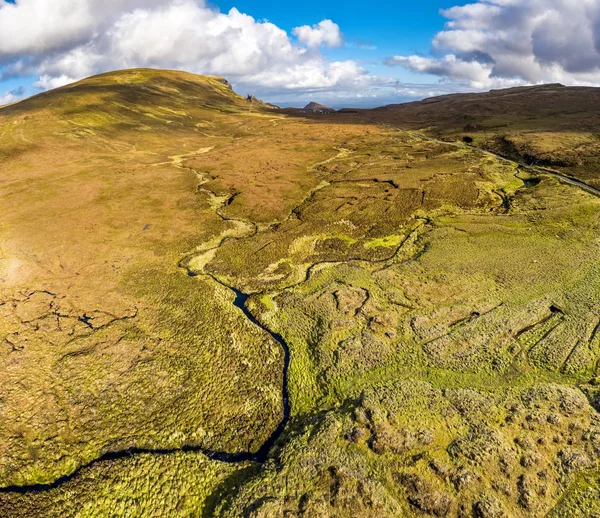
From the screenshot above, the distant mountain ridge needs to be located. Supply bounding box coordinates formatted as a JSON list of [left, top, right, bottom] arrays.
[[360, 83, 600, 130], [355, 82, 600, 188]]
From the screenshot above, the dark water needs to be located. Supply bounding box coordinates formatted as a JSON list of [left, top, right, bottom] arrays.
[[229, 287, 291, 464], [0, 284, 292, 494]]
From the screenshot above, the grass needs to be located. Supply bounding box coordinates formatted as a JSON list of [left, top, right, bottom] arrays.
[[0, 452, 246, 517], [363, 234, 405, 249], [1, 69, 599, 517], [360, 83, 600, 188]]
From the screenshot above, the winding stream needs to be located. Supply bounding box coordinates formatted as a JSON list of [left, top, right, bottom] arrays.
[[0, 276, 291, 495], [408, 130, 600, 198], [3, 124, 599, 495], [183, 271, 292, 465], [0, 147, 306, 494], [228, 286, 291, 463], [525, 165, 600, 197]]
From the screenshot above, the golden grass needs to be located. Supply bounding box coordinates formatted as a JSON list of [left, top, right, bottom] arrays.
[[1, 70, 599, 517]]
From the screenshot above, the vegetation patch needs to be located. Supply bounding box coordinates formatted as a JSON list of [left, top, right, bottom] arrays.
[[1, 70, 599, 516]]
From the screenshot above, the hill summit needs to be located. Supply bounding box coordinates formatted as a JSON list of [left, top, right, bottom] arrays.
[[1, 68, 260, 120], [303, 102, 335, 113]]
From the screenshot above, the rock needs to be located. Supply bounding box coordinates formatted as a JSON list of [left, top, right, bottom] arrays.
[[514, 436, 534, 450], [473, 496, 506, 518], [430, 459, 452, 479], [559, 449, 594, 473], [452, 468, 476, 491], [348, 427, 367, 443], [547, 413, 562, 425], [520, 452, 540, 467], [449, 425, 507, 463], [517, 474, 536, 511], [370, 424, 417, 454], [418, 429, 434, 445], [334, 286, 368, 315]]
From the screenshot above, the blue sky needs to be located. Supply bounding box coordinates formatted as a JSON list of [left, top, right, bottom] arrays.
[[215, 0, 460, 86], [2, 1, 600, 108], [0, 0, 456, 106], [214, 0, 464, 105], [213, 0, 456, 60]]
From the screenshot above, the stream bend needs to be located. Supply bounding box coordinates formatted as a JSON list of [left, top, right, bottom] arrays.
[[7, 125, 597, 495]]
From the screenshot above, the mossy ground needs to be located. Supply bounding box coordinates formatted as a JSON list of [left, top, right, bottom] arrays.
[[1, 70, 599, 516], [361, 84, 600, 188]]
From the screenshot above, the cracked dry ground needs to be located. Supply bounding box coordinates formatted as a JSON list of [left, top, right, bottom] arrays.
[[1, 70, 600, 517]]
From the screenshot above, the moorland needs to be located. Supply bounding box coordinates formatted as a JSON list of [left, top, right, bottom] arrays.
[[0, 69, 599, 517]]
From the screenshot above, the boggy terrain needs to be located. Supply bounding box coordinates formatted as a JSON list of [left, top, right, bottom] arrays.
[[359, 83, 600, 189], [0, 69, 599, 517]]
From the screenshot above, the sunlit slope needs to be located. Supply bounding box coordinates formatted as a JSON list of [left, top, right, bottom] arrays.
[[362, 84, 600, 188], [0, 69, 287, 487], [1, 72, 599, 517], [2, 67, 250, 117]]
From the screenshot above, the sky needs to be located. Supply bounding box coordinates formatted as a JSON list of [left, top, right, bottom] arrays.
[[2, 0, 600, 108]]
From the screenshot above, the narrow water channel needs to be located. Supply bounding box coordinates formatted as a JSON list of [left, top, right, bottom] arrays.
[[0, 279, 292, 494]]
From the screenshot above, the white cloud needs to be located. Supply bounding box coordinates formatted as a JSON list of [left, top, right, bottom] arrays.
[[0, 0, 166, 58], [33, 74, 77, 91], [0, 90, 14, 105], [385, 54, 491, 86], [0, 86, 26, 106], [0, 0, 385, 103], [385, 0, 600, 88], [292, 20, 343, 48]]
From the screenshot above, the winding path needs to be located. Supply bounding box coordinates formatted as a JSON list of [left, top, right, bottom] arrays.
[[408, 130, 600, 198], [363, 117, 600, 198]]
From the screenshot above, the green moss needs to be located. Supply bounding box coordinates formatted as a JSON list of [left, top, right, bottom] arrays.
[[260, 293, 275, 311], [548, 472, 600, 517], [2, 70, 600, 517], [363, 234, 404, 249]]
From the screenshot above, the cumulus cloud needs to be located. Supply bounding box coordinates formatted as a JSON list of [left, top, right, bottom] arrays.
[[385, 0, 600, 88], [0, 0, 388, 102], [33, 74, 77, 91], [0, 85, 25, 105], [0, 91, 14, 105], [0, 0, 166, 58], [292, 20, 342, 48]]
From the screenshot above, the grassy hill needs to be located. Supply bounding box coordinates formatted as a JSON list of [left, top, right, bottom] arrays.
[[360, 83, 600, 188], [0, 68, 289, 485], [1, 70, 599, 517]]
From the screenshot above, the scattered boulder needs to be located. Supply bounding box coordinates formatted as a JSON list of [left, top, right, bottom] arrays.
[[473, 496, 506, 518], [370, 424, 417, 454], [559, 448, 594, 474]]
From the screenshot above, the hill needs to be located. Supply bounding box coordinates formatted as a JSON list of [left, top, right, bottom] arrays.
[[1, 71, 599, 517], [303, 101, 336, 113], [359, 83, 600, 188]]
